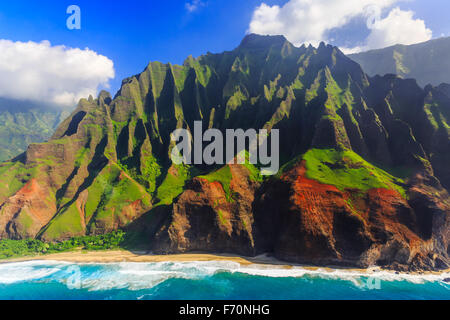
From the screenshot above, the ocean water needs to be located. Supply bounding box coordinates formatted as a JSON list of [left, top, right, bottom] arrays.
[[0, 260, 449, 300]]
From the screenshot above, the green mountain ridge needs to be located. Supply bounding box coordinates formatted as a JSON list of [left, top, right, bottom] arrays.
[[349, 37, 450, 87], [0, 34, 448, 271], [0, 98, 69, 162]]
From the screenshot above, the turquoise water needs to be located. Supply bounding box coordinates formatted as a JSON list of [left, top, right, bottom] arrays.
[[0, 260, 449, 300]]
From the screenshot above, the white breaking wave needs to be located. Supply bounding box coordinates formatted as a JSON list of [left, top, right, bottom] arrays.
[[0, 260, 448, 291], [236, 265, 450, 285], [0, 260, 66, 284]]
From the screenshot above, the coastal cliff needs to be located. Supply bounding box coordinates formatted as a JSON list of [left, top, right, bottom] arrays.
[[0, 34, 449, 271]]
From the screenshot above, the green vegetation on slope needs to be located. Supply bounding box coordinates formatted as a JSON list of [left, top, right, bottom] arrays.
[[0, 162, 35, 201], [156, 164, 197, 205], [302, 148, 407, 197], [0, 99, 69, 161], [42, 163, 152, 240], [243, 162, 264, 182], [198, 165, 233, 201]]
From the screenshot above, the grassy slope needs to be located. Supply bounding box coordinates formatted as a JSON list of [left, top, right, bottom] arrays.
[[198, 165, 233, 201], [197, 159, 262, 202], [302, 148, 406, 197], [42, 163, 152, 240], [156, 164, 197, 205]]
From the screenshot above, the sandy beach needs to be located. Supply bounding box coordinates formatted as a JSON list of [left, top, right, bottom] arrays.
[[1, 250, 449, 276], [0, 249, 345, 271], [1, 250, 255, 264], [0, 250, 295, 267]]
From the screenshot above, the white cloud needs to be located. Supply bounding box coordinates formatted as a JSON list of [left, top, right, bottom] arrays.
[[0, 39, 115, 107], [364, 7, 432, 50], [249, 0, 398, 46], [248, 0, 432, 53], [185, 0, 205, 13]]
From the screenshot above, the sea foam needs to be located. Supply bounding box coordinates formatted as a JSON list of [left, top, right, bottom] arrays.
[[0, 260, 448, 291], [0, 260, 65, 284]]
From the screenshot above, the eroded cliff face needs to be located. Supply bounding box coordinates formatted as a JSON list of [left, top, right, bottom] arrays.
[[152, 165, 260, 256], [0, 34, 448, 271], [255, 161, 450, 271], [150, 160, 449, 271], [0, 95, 153, 241], [0, 179, 56, 239]]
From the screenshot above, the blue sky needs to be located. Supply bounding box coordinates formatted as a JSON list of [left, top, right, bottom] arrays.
[[0, 0, 448, 104], [0, 0, 272, 95]]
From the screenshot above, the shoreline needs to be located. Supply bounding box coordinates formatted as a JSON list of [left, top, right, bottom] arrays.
[[1, 249, 449, 276], [1, 250, 302, 267]]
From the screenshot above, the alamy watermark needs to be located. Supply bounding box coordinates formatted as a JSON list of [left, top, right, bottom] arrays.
[[66, 5, 81, 30], [170, 121, 280, 175], [66, 265, 82, 290], [356, 276, 381, 290]]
